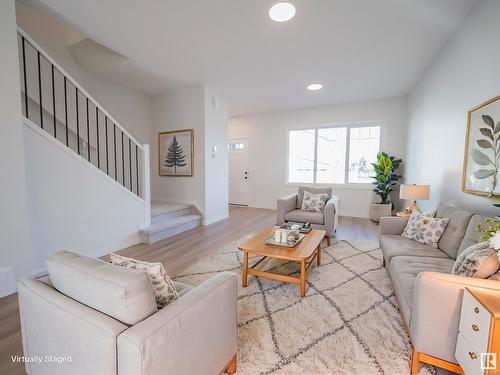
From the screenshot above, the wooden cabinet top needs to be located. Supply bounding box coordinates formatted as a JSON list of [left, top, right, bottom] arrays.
[[466, 287, 500, 319]]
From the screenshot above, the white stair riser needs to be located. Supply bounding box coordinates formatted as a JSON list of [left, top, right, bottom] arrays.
[[151, 208, 192, 224], [141, 218, 201, 244]]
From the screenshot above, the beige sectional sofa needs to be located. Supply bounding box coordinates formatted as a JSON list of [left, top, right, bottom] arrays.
[[17, 251, 238, 375], [380, 203, 500, 373]]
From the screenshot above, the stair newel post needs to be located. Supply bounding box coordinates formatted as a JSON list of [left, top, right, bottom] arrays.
[[142, 144, 151, 227]]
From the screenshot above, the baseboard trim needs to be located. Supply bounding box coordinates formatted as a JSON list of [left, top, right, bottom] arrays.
[[204, 214, 229, 226], [104, 234, 142, 253]]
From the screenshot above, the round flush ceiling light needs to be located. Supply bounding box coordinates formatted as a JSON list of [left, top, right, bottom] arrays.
[[269, 2, 296, 22], [307, 83, 323, 91]]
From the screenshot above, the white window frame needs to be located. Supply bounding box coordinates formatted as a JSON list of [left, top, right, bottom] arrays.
[[285, 120, 385, 189]]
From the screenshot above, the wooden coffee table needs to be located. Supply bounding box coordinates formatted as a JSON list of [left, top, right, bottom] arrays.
[[237, 228, 326, 297]]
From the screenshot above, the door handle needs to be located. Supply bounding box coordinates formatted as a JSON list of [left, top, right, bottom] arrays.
[[244, 177, 248, 180]]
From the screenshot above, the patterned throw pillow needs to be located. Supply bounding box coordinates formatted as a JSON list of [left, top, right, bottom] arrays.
[[452, 241, 500, 278], [301, 190, 328, 212], [110, 253, 179, 309], [401, 210, 449, 248]]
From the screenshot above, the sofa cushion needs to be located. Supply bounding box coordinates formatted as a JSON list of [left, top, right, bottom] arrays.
[[380, 234, 451, 264], [458, 214, 489, 256], [435, 203, 473, 259], [389, 256, 455, 325], [296, 186, 332, 209], [46, 250, 157, 325], [285, 209, 324, 225]]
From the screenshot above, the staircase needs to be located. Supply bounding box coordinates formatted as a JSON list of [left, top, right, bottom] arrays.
[[140, 201, 202, 244], [17, 27, 146, 199], [17, 27, 204, 249]]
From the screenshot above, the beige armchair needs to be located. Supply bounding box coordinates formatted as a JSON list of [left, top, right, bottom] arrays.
[[277, 186, 339, 245], [17, 251, 238, 375]]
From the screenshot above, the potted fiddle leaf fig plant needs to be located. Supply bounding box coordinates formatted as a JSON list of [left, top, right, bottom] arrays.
[[369, 152, 403, 222]]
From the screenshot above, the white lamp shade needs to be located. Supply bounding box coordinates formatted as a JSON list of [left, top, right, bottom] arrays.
[[399, 184, 430, 200]]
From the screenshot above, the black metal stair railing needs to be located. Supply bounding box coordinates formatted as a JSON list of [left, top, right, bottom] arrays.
[[17, 28, 144, 199]]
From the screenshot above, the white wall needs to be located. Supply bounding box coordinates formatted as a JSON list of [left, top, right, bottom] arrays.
[[150, 85, 229, 224], [150, 86, 206, 215], [229, 97, 407, 218], [406, 0, 500, 216], [204, 87, 229, 224], [15, 1, 151, 144], [0, 0, 31, 296], [23, 120, 147, 274]]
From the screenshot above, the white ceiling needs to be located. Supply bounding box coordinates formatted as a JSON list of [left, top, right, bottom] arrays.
[[24, 0, 478, 116]]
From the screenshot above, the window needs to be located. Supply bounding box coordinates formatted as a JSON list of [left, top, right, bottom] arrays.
[[287, 124, 381, 184], [316, 127, 347, 184], [348, 126, 380, 183], [228, 143, 245, 150]]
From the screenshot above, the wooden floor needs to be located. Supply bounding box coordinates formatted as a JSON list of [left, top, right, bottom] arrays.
[[0, 207, 378, 375]]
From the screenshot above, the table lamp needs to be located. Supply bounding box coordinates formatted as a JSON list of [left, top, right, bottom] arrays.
[[399, 184, 430, 214]]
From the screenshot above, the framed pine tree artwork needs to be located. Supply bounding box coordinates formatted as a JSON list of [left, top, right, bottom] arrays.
[[158, 129, 194, 176]]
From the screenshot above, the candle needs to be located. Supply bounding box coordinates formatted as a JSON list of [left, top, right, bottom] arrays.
[[281, 230, 289, 243], [274, 229, 282, 242]]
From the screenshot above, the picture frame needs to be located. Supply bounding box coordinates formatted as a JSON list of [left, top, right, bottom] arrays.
[[462, 95, 500, 196], [158, 129, 194, 177]]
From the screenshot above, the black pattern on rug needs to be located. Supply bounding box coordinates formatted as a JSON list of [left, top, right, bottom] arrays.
[[175, 239, 435, 375]]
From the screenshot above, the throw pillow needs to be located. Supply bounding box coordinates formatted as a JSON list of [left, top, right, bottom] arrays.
[[301, 190, 328, 212], [110, 253, 179, 309], [452, 241, 500, 278], [401, 210, 449, 248]]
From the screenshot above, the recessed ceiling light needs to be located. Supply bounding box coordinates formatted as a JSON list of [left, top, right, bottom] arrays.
[[307, 83, 323, 91], [269, 2, 296, 22]]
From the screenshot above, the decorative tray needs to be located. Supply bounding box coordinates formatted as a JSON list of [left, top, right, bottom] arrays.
[[265, 233, 305, 248]]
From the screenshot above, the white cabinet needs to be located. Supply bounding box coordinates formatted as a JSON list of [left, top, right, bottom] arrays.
[[455, 288, 500, 375]]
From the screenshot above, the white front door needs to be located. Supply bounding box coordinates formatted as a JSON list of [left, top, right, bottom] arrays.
[[228, 138, 249, 206]]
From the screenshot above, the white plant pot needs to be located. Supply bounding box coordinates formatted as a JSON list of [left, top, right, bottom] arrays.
[[369, 203, 392, 223]]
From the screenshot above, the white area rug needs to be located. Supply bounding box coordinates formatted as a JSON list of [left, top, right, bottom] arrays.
[[175, 240, 434, 375]]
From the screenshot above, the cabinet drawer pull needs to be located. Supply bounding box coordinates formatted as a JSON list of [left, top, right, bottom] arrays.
[[469, 351, 477, 360], [472, 324, 479, 332], [474, 307, 480, 313]]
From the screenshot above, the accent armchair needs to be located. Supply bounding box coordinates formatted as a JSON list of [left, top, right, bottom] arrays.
[[276, 186, 339, 245], [17, 251, 238, 375]]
